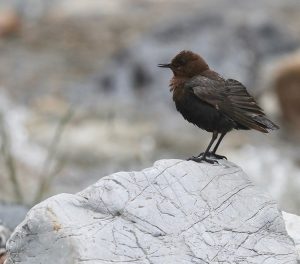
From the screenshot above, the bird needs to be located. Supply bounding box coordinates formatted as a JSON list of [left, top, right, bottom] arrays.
[[158, 50, 279, 163]]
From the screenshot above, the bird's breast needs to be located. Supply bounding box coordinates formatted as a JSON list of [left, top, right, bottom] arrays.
[[173, 88, 233, 133], [170, 77, 187, 102]]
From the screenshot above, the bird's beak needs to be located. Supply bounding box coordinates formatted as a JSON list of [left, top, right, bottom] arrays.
[[158, 63, 171, 68]]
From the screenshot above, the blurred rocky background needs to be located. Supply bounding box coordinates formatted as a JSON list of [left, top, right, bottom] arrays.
[[0, 0, 300, 230]]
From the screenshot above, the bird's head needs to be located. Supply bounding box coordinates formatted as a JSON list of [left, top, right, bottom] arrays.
[[158, 50, 209, 78]]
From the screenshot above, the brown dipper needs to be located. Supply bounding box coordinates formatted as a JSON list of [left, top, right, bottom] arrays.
[[158, 50, 279, 163]]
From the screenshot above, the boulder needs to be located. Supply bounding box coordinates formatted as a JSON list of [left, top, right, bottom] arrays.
[[5, 159, 299, 263]]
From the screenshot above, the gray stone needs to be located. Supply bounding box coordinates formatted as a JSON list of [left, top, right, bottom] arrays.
[[5, 159, 299, 263]]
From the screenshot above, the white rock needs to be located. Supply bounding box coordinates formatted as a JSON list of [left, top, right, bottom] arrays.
[[283, 211, 300, 259], [5, 159, 299, 264]]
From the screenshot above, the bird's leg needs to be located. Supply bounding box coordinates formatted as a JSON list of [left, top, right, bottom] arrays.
[[196, 132, 227, 160], [210, 132, 227, 160], [196, 132, 218, 158], [188, 131, 218, 164]]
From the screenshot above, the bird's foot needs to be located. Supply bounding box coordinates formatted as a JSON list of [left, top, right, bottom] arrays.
[[187, 156, 218, 164], [209, 153, 227, 160], [197, 152, 227, 160]]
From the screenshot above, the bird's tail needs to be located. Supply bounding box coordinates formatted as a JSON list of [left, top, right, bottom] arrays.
[[253, 115, 279, 132]]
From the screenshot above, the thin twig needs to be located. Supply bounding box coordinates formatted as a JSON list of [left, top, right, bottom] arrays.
[[33, 106, 74, 204], [0, 112, 23, 203]]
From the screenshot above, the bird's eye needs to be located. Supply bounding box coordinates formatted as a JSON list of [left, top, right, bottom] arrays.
[[178, 58, 186, 65]]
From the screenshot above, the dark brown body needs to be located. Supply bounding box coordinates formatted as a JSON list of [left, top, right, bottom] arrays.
[[171, 71, 239, 133]]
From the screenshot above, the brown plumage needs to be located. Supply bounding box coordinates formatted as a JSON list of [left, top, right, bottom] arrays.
[[158, 50, 279, 163]]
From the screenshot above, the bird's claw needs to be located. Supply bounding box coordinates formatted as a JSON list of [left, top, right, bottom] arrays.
[[186, 156, 198, 161], [219, 155, 227, 160], [210, 153, 227, 160], [197, 152, 227, 160], [187, 156, 218, 164]]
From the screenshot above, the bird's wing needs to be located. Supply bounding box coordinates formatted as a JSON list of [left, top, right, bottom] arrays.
[[185, 75, 227, 109], [186, 76, 277, 132], [224, 79, 264, 115]]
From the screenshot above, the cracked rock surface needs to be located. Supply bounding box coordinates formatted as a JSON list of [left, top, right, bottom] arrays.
[[5, 159, 299, 263]]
